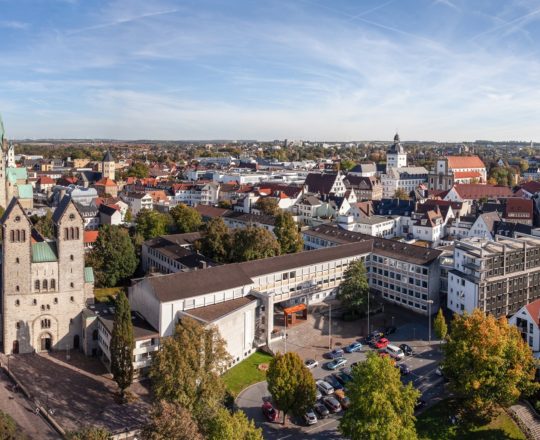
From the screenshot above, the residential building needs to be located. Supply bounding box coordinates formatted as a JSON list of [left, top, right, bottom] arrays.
[[345, 175, 382, 200], [381, 167, 429, 199], [304, 172, 347, 197], [121, 192, 153, 216], [509, 299, 540, 353]]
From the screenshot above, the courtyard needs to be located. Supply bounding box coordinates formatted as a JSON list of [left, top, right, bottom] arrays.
[[6, 350, 152, 434]]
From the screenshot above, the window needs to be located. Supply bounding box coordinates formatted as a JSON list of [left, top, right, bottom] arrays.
[[42, 279, 48, 290], [16, 286, 19, 292], [16, 322, 20, 329], [70, 296, 74, 302], [35, 280, 40, 291], [50, 279, 56, 290], [70, 283, 74, 288], [15, 300, 19, 306], [15, 258, 19, 264], [41, 319, 51, 329], [53, 297, 58, 304]]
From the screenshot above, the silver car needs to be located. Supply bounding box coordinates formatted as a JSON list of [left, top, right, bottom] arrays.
[[303, 409, 318, 425]]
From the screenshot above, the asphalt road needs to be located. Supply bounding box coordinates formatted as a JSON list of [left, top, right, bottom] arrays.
[[237, 326, 445, 440], [0, 369, 60, 439]]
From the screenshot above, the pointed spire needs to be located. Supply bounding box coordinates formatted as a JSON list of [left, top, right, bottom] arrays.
[[394, 132, 400, 142], [0, 114, 5, 145]]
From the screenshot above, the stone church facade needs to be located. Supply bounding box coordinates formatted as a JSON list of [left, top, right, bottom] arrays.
[[1, 197, 94, 354]]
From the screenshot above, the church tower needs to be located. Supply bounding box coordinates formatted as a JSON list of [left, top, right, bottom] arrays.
[[0, 116, 8, 209], [386, 133, 407, 173], [101, 150, 115, 181]]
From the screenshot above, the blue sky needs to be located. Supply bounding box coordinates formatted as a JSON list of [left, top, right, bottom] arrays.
[[1, 0, 540, 141]]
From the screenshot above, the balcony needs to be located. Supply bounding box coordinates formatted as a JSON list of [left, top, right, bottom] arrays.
[[133, 344, 159, 355]]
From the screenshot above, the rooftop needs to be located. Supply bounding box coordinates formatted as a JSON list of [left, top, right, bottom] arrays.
[[184, 295, 257, 323]]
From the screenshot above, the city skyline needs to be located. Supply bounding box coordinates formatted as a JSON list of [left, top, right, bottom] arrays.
[[1, 0, 540, 141]]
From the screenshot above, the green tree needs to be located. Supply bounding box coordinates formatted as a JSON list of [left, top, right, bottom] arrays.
[[127, 162, 149, 178], [170, 204, 202, 233], [229, 227, 280, 262], [340, 353, 419, 440], [142, 401, 204, 440], [199, 217, 231, 263], [86, 225, 138, 287], [110, 291, 134, 402], [274, 212, 303, 254], [393, 188, 409, 200], [340, 159, 356, 172], [31, 209, 55, 239], [0, 410, 26, 440], [150, 317, 230, 416], [124, 208, 133, 223], [433, 308, 448, 342], [442, 309, 539, 422], [255, 197, 280, 216], [205, 407, 263, 440], [337, 260, 370, 316], [136, 209, 169, 240], [217, 200, 232, 209], [267, 352, 317, 425], [65, 427, 111, 440]]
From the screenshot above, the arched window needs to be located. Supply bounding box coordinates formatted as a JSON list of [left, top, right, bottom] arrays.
[[41, 319, 51, 329], [64, 228, 69, 240], [75, 228, 80, 240], [50, 279, 56, 290], [10, 230, 14, 242], [42, 279, 48, 290], [15, 230, 20, 242], [35, 280, 40, 291], [21, 230, 25, 242], [70, 227, 74, 240]]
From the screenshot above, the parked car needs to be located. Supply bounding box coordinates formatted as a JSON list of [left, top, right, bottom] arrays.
[[365, 331, 383, 344], [384, 326, 397, 335], [316, 379, 334, 395], [316, 388, 322, 400], [334, 389, 351, 409], [374, 337, 390, 349], [385, 344, 405, 360], [324, 375, 344, 390], [303, 409, 318, 425], [322, 396, 342, 413], [262, 402, 278, 422], [314, 402, 330, 418], [325, 357, 347, 370], [304, 359, 319, 369], [333, 371, 351, 386], [344, 342, 362, 353], [399, 343, 413, 356], [396, 363, 411, 375], [324, 348, 344, 359]]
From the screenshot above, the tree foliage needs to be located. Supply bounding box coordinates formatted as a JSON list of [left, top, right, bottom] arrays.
[[170, 204, 202, 233], [110, 291, 134, 401], [434, 308, 448, 341], [199, 217, 231, 263], [142, 401, 204, 440], [126, 162, 149, 178], [340, 159, 356, 172], [337, 259, 370, 316], [0, 410, 26, 440], [339, 353, 419, 440], [229, 227, 281, 262], [30, 209, 54, 239], [488, 165, 516, 187], [150, 317, 230, 415], [274, 212, 303, 254], [267, 352, 317, 424], [393, 188, 410, 200], [255, 197, 280, 216], [205, 407, 263, 440], [442, 309, 539, 422], [86, 225, 138, 287], [65, 427, 111, 440], [135, 209, 170, 240]]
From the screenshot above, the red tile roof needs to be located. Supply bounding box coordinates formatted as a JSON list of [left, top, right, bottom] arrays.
[[95, 177, 117, 187], [505, 198, 533, 218], [525, 299, 540, 326], [453, 171, 483, 179], [519, 181, 540, 195], [447, 156, 486, 170], [452, 184, 513, 200], [84, 230, 99, 244], [37, 176, 55, 185]]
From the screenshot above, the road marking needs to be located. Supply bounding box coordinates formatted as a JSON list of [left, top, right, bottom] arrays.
[[277, 435, 292, 440], [305, 417, 338, 433]]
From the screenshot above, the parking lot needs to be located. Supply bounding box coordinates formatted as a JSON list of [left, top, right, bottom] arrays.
[[237, 303, 446, 439]]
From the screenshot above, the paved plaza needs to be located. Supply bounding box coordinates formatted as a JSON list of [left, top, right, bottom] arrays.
[[7, 351, 152, 434]]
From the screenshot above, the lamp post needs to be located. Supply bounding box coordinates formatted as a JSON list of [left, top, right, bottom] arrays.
[[328, 303, 332, 350], [427, 300, 434, 344]]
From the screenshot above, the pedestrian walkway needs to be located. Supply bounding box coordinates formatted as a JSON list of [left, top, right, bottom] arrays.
[[509, 402, 540, 440]]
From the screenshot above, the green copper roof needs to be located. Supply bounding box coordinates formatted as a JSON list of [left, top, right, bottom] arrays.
[[7, 167, 28, 183], [17, 184, 33, 199], [32, 242, 58, 263], [84, 267, 95, 284]]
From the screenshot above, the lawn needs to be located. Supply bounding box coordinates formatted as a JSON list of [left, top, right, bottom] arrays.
[[222, 351, 273, 396], [94, 286, 125, 303], [416, 400, 526, 440]]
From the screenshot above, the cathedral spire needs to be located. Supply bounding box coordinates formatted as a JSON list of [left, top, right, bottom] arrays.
[[0, 114, 5, 145]]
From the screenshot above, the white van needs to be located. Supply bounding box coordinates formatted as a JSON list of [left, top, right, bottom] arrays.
[[316, 379, 334, 395], [385, 344, 405, 360]]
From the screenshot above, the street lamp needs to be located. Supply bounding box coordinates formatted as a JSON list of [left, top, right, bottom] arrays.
[[427, 300, 434, 344]]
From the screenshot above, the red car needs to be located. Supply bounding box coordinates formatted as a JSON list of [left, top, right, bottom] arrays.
[[374, 337, 389, 349], [262, 401, 278, 422]]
